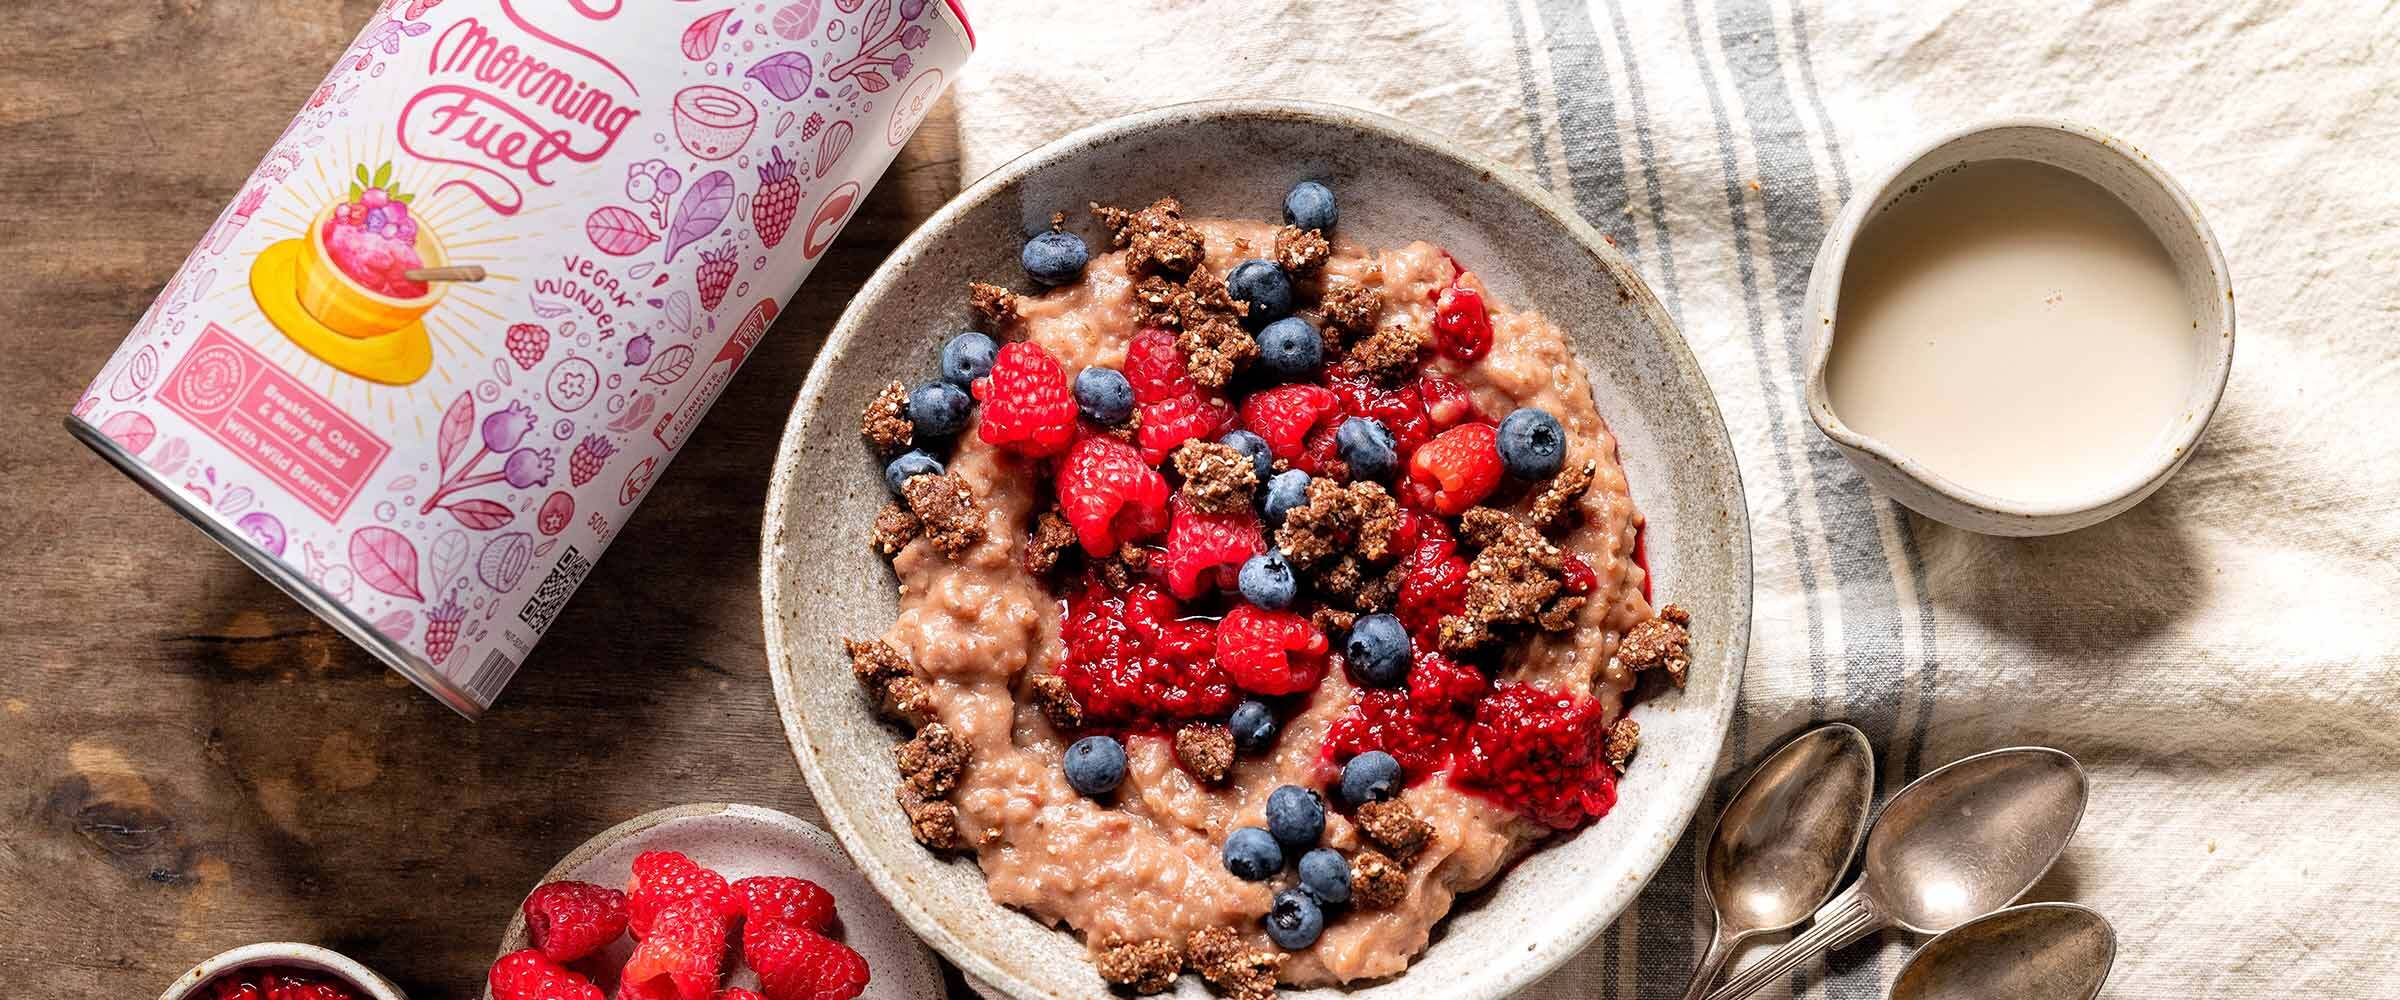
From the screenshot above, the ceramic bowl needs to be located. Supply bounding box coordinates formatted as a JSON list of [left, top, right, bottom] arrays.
[[1802, 117, 2235, 536], [760, 99, 1751, 999], [158, 942, 405, 1000], [482, 803, 944, 999], [298, 203, 449, 338]]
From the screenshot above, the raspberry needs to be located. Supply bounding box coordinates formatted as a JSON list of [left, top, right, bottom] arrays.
[[744, 918, 871, 1000], [752, 147, 800, 249], [1431, 283, 1493, 362], [1238, 384, 1341, 461], [697, 245, 738, 312], [618, 978, 677, 1000], [568, 435, 616, 487], [1561, 553, 1596, 594], [1396, 546, 1470, 636], [1329, 372, 1436, 459], [623, 895, 730, 1000], [1452, 682, 1619, 829], [488, 949, 605, 1000], [1057, 580, 1236, 724], [1123, 326, 1195, 404], [719, 991, 769, 1000], [522, 880, 629, 962], [210, 970, 364, 1000], [1321, 687, 1460, 780], [1417, 372, 1481, 429], [1056, 435, 1170, 555], [424, 597, 464, 665], [1407, 423, 1503, 515], [1134, 391, 1234, 465], [972, 341, 1077, 457], [1159, 494, 1264, 599], [732, 875, 838, 934], [1406, 650, 1487, 711], [625, 850, 731, 939], [506, 323, 549, 370], [1213, 604, 1330, 696]]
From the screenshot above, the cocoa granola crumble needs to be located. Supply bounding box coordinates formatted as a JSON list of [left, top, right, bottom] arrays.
[[1274, 479, 1399, 570], [1095, 938, 1183, 994], [899, 472, 986, 558], [1529, 459, 1597, 531], [1028, 673, 1085, 731], [860, 379, 912, 453], [968, 281, 1022, 331], [1606, 717, 1640, 773], [1616, 604, 1692, 686], [1272, 224, 1329, 274], [1316, 281, 1382, 343], [1346, 320, 1429, 383], [1094, 197, 1207, 276], [871, 502, 920, 556], [895, 722, 968, 797], [896, 784, 963, 851], [1173, 723, 1235, 784], [1348, 849, 1407, 910], [843, 637, 912, 688], [1188, 927, 1283, 1000], [1025, 510, 1078, 575], [1172, 439, 1259, 514], [1354, 799, 1431, 863], [1436, 507, 1569, 653]]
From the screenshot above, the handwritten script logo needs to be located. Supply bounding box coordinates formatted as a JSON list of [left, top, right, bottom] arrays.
[[399, 1, 638, 215]]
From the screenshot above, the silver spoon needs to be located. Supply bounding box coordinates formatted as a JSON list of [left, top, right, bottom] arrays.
[[1890, 902, 2116, 1000], [1706, 746, 2088, 1000], [1678, 722, 1878, 1000]]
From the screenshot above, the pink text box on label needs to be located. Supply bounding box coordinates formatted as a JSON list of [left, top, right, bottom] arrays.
[[158, 324, 391, 520]]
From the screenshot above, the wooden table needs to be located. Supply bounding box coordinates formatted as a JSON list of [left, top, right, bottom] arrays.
[[0, 3, 974, 995]]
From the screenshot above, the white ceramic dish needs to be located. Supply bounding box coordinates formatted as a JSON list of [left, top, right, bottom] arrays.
[[482, 803, 945, 999], [761, 100, 1751, 999], [159, 942, 406, 1000], [1803, 117, 2235, 536]]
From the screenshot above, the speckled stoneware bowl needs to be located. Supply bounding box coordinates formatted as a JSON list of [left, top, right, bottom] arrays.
[[482, 803, 944, 999], [159, 942, 405, 1000], [1803, 117, 2235, 536], [761, 100, 1751, 999]]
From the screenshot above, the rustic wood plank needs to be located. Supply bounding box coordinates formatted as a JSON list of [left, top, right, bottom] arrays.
[[0, 2, 975, 995]]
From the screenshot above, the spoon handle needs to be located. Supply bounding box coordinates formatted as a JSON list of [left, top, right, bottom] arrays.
[[1704, 883, 1887, 1000], [1677, 929, 1736, 1000]]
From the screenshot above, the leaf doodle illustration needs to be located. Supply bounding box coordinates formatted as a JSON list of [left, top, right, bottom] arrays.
[[746, 51, 815, 101], [607, 393, 659, 433], [443, 498, 516, 531], [437, 391, 474, 472], [855, 70, 889, 93], [373, 609, 415, 643], [529, 295, 574, 319], [682, 8, 735, 60], [641, 344, 697, 385], [665, 290, 695, 333], [662, 170, 733, 264], [587, 206, 661, 256], [862, 0, 891, 38], [429, 528, 469, 588], [349, 526, 424, 601]]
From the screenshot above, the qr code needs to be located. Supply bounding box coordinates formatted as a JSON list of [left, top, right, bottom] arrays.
[[518, 545, 592, 634]]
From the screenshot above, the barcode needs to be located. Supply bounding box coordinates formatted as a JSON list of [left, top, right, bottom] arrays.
[[518, 545, 592, 634], [464, 647, 517, 707]]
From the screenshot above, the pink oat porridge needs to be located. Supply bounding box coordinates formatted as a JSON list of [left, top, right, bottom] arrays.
[[847, 188, 1693, 997], [320, 183, 427, 299]]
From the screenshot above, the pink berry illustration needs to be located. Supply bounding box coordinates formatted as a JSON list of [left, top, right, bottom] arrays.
[[753, 147, 801, 249], [506, 323, 549, 370], [568, 435, 616, 487], [696, 246, 738, 312], [425, 597, 464, 665]]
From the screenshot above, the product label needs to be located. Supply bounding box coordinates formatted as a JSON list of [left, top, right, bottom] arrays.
[[72, 0, 972, 714]]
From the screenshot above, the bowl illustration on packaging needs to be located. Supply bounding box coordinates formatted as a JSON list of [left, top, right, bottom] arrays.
[[248, 161, 463, 386]]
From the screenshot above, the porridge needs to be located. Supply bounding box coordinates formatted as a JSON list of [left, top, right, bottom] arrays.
[[847, 185, 1691, 996]]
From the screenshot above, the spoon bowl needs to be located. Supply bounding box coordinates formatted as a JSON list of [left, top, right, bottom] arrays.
[[1706, 747, 2089, 1000], [1890, 903, 2117, 1000], [1678, 723, 1877, 1000], [1865, 746, 2089, 933]]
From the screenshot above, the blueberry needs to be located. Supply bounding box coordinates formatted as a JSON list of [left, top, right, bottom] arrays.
[[1263, 889, 1325, 949], [884, 450, 944, 495], [1238, 551, 1298, 610], [1284, 180, 1338, 233], [1064, 735, 1127, 796], [1256, 317, 1323, 380], [1338, 750, 1404, 806], [1335, 417, 1397, 481], [1297, 848, 1351, 905], [1263, 469, 1312, 524], [1497, 407, 1568, 480], [1266, 785, 1326, 852], [1344, 613, 1410, 687], [1219, 429, 1274, 481], [1021, 231, 1089, 286], [1074, 367, 1135, 425], [906, 381, 972, 438], [940, 331, 997, 387], [1229, 700, 1278, 752], [1226, 259, 1293, 327], [1223, 827, 1284, 881]]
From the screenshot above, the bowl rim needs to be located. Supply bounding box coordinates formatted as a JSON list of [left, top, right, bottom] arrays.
[[760, 97, 1750, 999], [304, 202, 450, 309], [157, 941, 405, 1000], [1801, 116, 2237, 522]]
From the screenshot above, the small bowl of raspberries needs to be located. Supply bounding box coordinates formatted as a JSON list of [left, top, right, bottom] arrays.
[[159, 942, 405, 1000], [482, 803, 943, 1000]]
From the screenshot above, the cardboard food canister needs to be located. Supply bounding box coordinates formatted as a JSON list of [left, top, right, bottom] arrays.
[[68, 0, 972, 717]]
